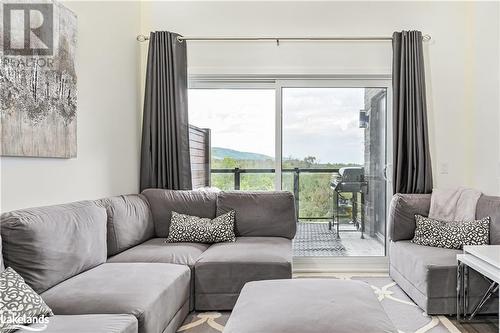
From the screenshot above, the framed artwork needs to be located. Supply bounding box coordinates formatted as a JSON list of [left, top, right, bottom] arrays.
[[1, 1, 77, 158]]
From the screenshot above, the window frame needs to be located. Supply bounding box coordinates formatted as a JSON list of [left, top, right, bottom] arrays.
[[189, 75, 392, 190], [188, 75, 393, 266]]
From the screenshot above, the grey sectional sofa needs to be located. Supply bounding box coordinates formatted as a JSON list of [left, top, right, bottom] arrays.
[[1, 190, 296, 333], [388, 193, 499, 315]]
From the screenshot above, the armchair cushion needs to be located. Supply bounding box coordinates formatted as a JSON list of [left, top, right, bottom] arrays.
[[388, 193, 431, 241], [389, 240, 497, 314], [476, 195, 500, 244]]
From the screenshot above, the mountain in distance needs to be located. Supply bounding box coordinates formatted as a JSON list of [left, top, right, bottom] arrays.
[[212, 147, 273, 161]]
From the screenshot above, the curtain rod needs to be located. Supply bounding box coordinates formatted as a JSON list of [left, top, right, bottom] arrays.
[[136, 34, 432, 43]]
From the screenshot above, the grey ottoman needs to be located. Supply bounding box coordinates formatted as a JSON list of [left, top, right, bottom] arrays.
[[224, 279, 397, 333]]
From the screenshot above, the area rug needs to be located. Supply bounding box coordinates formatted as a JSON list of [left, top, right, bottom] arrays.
[[293, 222, 347, 256], [177, 276, 461, 333]]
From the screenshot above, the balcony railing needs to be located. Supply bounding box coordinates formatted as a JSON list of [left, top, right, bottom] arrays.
[[211, 167, 339, 220]]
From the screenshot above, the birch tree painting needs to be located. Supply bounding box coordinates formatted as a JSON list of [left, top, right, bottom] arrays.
[[0, 2, 77, 158]]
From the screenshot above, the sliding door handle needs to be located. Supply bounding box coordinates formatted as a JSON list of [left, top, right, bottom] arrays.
[[383, 164, 392, 181]]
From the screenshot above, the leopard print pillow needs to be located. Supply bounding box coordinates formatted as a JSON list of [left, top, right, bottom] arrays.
[[0, 267, 53, 333], [166, 210, 236, 244], [412, 215, 490, 249]]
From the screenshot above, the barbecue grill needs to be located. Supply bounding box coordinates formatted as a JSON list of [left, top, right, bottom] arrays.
[[330, 167, 368, 238]]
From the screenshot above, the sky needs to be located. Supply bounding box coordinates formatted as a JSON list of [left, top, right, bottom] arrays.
[[189, 88, 379, 165]]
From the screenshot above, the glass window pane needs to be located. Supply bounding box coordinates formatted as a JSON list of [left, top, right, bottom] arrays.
[[282, 87, 387, 257], [189, 89, 275, 190]]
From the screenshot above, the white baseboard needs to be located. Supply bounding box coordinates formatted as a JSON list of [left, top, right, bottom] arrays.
[[292, 256, 389, 274]]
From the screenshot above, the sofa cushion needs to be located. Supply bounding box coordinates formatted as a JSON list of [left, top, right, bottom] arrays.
[[17, 315, 138, 333], [0, 201, 107, 293], [41, 263, 190, 333], [141, 189, 217, 237], [388, 193, 431, 241], [97, 194, 155, 256], [106, 238, 209, 313], [195, 237, 292, 310], [106, 238, 209, 267], [216, 191, 297, 239], [476, 195, 500, 245]]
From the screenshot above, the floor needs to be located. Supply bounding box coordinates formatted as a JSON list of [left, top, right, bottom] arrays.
[[293, 222, 384, 256], [450, 316, 499, 333], [291, 224, 499, 331]]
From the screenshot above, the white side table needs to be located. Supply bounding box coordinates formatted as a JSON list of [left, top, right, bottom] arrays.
[[457, 245, 500, 320]]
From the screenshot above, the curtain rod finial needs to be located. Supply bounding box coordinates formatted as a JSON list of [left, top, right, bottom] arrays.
[[423, 34, 431, 41], [137, 35, 149, 42]]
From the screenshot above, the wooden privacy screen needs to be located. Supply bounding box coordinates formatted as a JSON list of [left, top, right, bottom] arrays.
[[189, 125, 211, 188]]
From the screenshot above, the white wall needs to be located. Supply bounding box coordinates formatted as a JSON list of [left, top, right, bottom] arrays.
[[141, 1, 500, 195], [472, 2, 500, 195], [2, 1, 498, 212], [0, 1, 142, 212]]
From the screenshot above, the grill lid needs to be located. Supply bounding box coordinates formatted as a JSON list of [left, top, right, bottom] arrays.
[[331, 167, 366, 192]]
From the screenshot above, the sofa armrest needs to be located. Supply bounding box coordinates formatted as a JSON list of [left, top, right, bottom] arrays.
[[388, 193, 431, 242]]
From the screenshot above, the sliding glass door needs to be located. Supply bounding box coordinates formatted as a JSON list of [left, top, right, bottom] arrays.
[[279, 83, 388, 257], [189, 78, 392, 259]]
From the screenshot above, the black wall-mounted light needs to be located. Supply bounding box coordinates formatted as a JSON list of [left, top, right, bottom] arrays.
[[359, 110, 369, 128]]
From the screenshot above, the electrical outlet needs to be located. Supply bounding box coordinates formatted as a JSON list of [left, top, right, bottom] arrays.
[[440, 163, 449, 175]]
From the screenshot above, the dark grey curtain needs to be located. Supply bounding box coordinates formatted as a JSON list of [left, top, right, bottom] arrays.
[[140, 31, 192, 191], [392, 30, 433, 194]]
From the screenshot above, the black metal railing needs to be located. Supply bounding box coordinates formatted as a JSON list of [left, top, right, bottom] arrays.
[[211, 167, 339, 220]]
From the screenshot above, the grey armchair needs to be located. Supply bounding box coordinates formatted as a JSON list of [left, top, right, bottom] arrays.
[[388, 193, 499, 314]]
